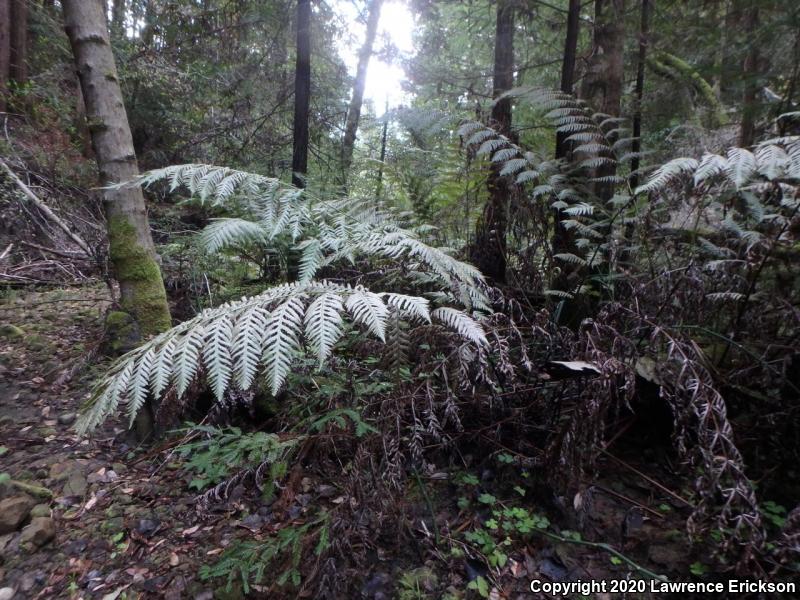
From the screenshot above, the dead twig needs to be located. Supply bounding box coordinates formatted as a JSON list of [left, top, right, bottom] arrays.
[[0, 157, 92, 256]]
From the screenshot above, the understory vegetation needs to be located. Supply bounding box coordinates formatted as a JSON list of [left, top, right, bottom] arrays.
[[1, 1, 800, 598]]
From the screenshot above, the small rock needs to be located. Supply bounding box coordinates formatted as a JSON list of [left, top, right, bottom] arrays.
[[239, 514, 262, 531], [648, 544, 684, 568], [57, 413, 76, 426], [134, 518, 160, 537], [63, 538, 88, 556], [29, 504, 50, 518], [0, 495, 36, 534], [19, 517, 55, 547], [111, 462, 128, 475], [63, 472, 87, 497], [49, 460, 83, 482], [0, 587, 15, 600], [316, 484, 337, 498]]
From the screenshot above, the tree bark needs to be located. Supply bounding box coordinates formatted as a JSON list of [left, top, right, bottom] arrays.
[[0, 0, 10, 113], [111, 0, 126, 39], [580, 0, 625, 202], [375, 104, 388, 199], [551, 0, 582, 292], [738, 5, 759, 147], [469, 0, 514, 284], [291, 0, 311, 188], [9, 0, 27, 85], [581, 0, 625, 119], [630, 0, 651, 188], [555, 0, 580, 159], [340, 0, 384, 187], [62, 0, 172, 437]]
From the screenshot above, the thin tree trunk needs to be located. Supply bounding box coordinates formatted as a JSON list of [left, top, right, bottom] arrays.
[[0, 0, 10, 113], [111, 0, 126, 39], [341, 0, 384, 187], [142, 0, 156, 48], [9, 0, 27, 85], [469, 0, 514, 284], [292, 0, 311, 188], [555, 0, 580, 159], [551, 0, 582, 293], [738, 5, 759, 147], [375, 102, 388, 199], [63, 0, 172, 439], [630, 0, 651, 188]]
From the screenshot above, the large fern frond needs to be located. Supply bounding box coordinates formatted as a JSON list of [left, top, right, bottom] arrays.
[[78, 281, 487, 433]]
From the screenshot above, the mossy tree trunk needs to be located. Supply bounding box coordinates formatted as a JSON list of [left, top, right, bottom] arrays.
[[62, 0, 172, 439]]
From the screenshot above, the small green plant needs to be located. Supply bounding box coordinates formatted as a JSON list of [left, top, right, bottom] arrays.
[[690, 561, 707, 576], [467, 575, 490, 598], [175, 424, 299, 493], [398, 567, 438, 600], [200, 514, 329, 593], [761, 500, 787, 528]]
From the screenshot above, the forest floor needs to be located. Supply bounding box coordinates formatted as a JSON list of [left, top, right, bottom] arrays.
[[0, 286, 699, 599]]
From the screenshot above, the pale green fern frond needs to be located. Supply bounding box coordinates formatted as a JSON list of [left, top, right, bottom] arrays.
[[78, 281, 486, 433]]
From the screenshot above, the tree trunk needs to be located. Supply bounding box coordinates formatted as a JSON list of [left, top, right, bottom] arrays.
[[9, 0, 27, 86], [630, 0, 651, 188], [555, 0, 580, 159], [340, 0, 384, 187], [62, 0, 172, 438], [580, 0, 625, 202], [111, 0, 126, 39], [0, 0, 10, 113], [375, 103, 388, 200], [291, 0, 311, 189], [551, 0, 582, 293], [738, 5, 759, 147], [469, 0, 514, 284], [581, 0, 625, 119]]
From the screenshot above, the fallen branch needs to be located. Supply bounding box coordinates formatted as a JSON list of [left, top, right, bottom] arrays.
[[0, 158, 92, 256]]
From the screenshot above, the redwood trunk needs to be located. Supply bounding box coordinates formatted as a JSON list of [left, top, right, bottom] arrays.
[[555, 0, 581, 159], [0, 0, 9, 113], [581, 0, 625, 202], [9, 0, 27, 85], [470, 0, 514, 284], [341, 0, 384, 187], [552, 0, 582, 286], [292, 0, 311, 188], [630, 0, 651, 187], [738, 6, 759, 147]]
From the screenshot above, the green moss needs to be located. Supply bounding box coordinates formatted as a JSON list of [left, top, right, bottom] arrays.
[[649, 52, 728, 128], [107, 216, 171, 336], [0, 323, 24, 339]]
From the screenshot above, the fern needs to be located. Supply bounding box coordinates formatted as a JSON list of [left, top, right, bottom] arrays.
[[78, 281, 487, 432], [132, 164, 488, 311]]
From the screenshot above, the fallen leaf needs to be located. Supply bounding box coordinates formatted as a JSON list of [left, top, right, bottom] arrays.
[[169, 552, 180, 566], [182, 525, 200, 537], [101, 586, 130, 600]]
